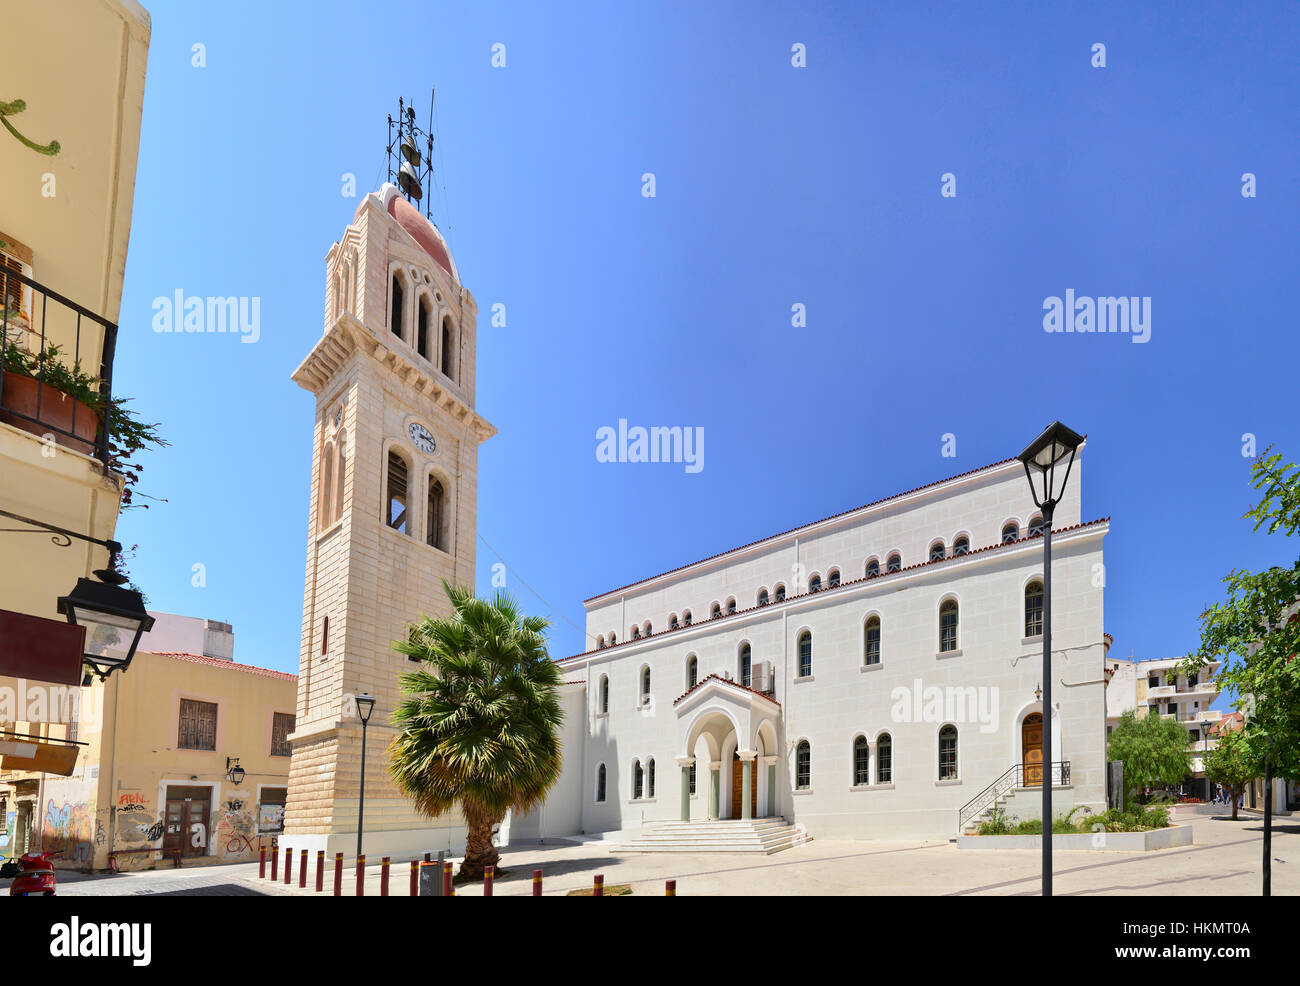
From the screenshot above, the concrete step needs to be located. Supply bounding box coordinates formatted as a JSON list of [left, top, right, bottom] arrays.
[[612, 818, 807, 855]]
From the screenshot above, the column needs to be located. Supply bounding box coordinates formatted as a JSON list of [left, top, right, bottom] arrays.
[[709, 761, 722, 820], [738, 749, 757, 821], [763, 755, 778, 818], [676, 756, 694, 822]]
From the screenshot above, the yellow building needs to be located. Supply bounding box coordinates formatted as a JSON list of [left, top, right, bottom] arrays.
[[5, 622, 298, 872]]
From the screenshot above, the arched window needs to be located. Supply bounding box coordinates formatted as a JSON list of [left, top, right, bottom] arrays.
[[609, 632, 617, 646], [334, 430, 347, 523], [739, 643, 752, 688], [426, 476, 447, 550], [1028, 515, 1045, 538], [647, 758, 656, 798], [758, 589, 769, 607], [633, 760, 644, 800], [1002, 522, 1020, 544], [417, 296, 432, 359], [390, 273, 405, 339], [795, 740, 811, 790], [864, 615, 881, 666], [669, 614, 679, 630], [797, 630, 813, 677], [774, 584, 786, 602], [876, 733, 893, 784], [939, 599, 959, 652], [953, 535, 970, 556], [828, 568, 840, 587], [386, 450, 409, 534], [631, 625, 640, 639], [440, 315, 455, 380], [710, 602, 721, 620], [596, 635, 605, 650], [599, 675, 609, 714], [689, 762, 696, 794], [725, 597, 737, 615], [640, 666, 651, 704], [809, 575, 822, 593], [929, 541, 946, 562], [596, 763, 607, 803], [319, 441, 335, 528], [682, 610, 692, 626], [939, 725, 958, 779], [1025, 580, 1044, 637], [865, 558, 880, 578], [886, 553, 902, 573], [853, 735, 870, 786], [686, 655, 698, 689], [643, 620, 652, 637]]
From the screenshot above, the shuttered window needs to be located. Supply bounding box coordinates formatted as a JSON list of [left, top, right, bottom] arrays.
[[178, 699, 218, 750], [271, 712, 295, 757]]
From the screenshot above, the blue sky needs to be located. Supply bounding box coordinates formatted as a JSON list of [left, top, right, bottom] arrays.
[[113, 1, 1299, 699]]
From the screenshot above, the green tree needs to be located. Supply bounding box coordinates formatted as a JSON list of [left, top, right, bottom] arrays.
[[389, 582, 564, 880], [1106, 709, 1190, 804], [1187, 450, 1300, 786], [1204, 728, 1260, 821]]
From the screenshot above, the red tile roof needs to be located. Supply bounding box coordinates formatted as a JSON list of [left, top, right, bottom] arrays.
[[560, 516, 1110, 664], [672, 673, 781, 708], [582, 452, 1070, 603], [146, 651, 298, 682]]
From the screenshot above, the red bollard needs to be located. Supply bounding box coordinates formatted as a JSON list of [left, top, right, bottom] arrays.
[[316, 851, 324, 893], [356, 854, 366, 896], [380, 856, 390, 896], [333, 852, 343, 896], [593, 873, 604, 896], [410, 860, 418, 897], [532, 868, 542, 896], [299, 849, 308, 889], [270, 845, 279, 881], [443, 860, 453, 897], [259, 846, 266, 879], [666, 879, 676, 896], [283, 847, 292, 885], [484, 865, 494, 896]]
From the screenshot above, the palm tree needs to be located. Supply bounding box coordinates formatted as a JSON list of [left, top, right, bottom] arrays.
[[389, 581, 564, 880]]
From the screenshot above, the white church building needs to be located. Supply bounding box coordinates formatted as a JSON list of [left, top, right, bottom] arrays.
[[517, 451, 1111, 844]]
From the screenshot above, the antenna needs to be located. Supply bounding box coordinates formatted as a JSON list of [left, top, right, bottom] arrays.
[[386, 95, 436, 220]]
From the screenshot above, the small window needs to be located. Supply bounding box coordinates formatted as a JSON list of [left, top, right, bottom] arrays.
[[669, 614, 679, 629], [710, 603, 722, 620], [886, 553, 902, 573], [386, 450, 410, 533], [865, 558, 880, 578], [321, 615, 329, 658], [631, 626, 641, 639], [599, 675, 609, 714], [739, 643, 752, 688], [877, 734, 893, 784], [1028, 515, 1046, 538], [633, 760, 644, 800], [854, 736, 870, 786], [687, 655, 698, 689], [1024, 581, 1044, 637], [828, 568, 840, 588], [271, 712, 295, 757], [1002, 523, 1020, 544], [726, 598, 736, 615], [682, 610, 692, 626], [940, 599, 959, 652], [953, 536, 970, 556], [864, 615, 881, 666], [648, 758, 656, 798], [609, 632, 617, 646], [643, 621, 652, 637], [758, 589, 769, 607], [440, 315, 455, 379], [809, 575, 822, 593], [930, 541, 946, 562], [795, 741, 811, 790], [774, 584, 786, 602], [258, 788, 288, 834], [417, 297, 431, 358], [640, 666, 651, 703], [178, 699, 218, 751], [426, 477, 447, 550], [596, 764, 607, 803], [689, 762, 696, 795], [390, 274, 404, 338], [596, 635, 605, 650], [939, 725, 958, 779], [797, 630, 813, 677]]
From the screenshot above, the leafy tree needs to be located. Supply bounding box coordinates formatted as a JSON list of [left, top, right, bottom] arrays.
[[1106, 709, 1190, 804], [1187, 450, 1300, 785], [389, 582, 564, 880], [1204, 728, 1261, 821]]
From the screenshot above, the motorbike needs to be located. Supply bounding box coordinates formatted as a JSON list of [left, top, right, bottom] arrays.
[[0, 851, 59, 896]]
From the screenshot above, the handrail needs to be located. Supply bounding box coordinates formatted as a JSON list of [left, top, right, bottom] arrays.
[[958, 761, 1071, 830]]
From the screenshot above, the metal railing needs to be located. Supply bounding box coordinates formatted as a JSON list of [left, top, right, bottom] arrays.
[[958, 761, 1072, 830], [0, 265, 117, 465]]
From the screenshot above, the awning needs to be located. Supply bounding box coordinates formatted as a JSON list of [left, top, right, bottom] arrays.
[[0, 735, 80, 775]]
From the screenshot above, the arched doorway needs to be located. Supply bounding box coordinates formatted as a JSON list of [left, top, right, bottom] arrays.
[[729, 751, 758, 819], [1022, 713, 1043, 786]]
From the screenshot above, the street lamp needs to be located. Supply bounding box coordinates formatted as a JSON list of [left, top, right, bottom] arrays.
[[355, 693, 376, 859], [57, 565, 155, 680], [1017, 420, 1085, 899], [225, 757, 245, 785]]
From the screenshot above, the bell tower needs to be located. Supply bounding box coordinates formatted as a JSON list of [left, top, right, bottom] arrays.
[[282, 147, 496, 861]]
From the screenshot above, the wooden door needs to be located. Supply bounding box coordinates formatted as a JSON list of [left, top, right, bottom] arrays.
[[163, 787, 210, 858], [729, 753, 757, 819], [1022, 714, 1044, 787]]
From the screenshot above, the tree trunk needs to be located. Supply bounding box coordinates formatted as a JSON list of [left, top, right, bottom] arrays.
[[459, 802, 503, 881], [1231, 786, 1239, 821]]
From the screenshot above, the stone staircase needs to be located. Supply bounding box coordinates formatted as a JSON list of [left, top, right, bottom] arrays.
[[962, 786, 1037, 835], [611, 818, 807, 854]]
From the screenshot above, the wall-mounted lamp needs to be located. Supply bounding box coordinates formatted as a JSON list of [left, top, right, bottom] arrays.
[[225, 757, 245, 785]]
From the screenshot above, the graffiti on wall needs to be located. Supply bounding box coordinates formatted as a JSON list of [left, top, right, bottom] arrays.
[[42, 800, 94, 864]]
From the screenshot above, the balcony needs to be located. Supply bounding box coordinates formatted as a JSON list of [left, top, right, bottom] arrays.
[[1147, 684, 1177, 698], [1, 267, 117, 465]]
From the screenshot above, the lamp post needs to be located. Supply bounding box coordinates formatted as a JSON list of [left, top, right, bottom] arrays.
[[1199, 720, 1211, 802], [56, 561, 155, 680], [1017, 420, 1084, 899], [355, 693, 375, 859]]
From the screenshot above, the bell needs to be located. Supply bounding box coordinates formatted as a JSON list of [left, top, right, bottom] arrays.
[[398, 160, 423, 201], [400, 135, 421, 168]]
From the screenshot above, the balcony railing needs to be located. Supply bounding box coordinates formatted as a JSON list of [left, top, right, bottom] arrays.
[[0, 266, 117, 465]]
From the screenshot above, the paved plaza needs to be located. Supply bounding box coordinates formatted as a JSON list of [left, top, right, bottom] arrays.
[[52, 806, 1295, 897]]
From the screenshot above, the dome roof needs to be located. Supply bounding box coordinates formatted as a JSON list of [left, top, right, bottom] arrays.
[[357, 183, 457, 281]]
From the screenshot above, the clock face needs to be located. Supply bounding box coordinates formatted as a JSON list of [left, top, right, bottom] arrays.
[[408, 422, 437, 455]]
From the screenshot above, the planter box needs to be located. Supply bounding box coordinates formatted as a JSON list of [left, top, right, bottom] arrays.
[[0, 370, 99, 456], [956, 824, 1192, 852]]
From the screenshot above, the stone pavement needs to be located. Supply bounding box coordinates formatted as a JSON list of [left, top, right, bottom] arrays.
[[50, 806, 1296, 896]]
